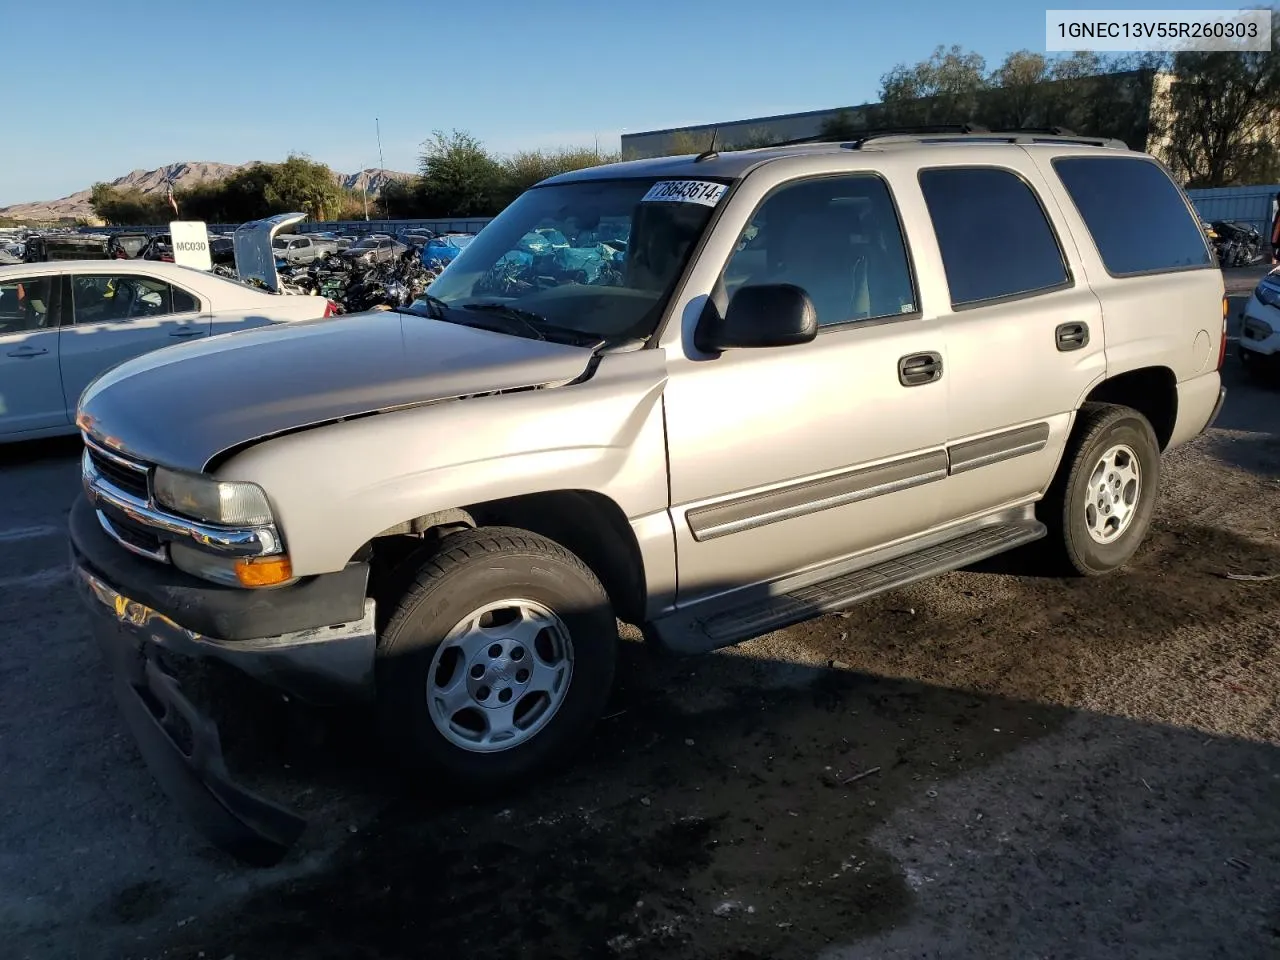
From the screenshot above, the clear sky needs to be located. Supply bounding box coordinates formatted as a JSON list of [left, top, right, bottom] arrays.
[[0, 0, 1220, 206]]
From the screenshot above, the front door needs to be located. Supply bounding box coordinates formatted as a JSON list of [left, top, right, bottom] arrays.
[[58, 272, 210, 416], [661, 171, 950, 604], [0, 273, 66, 436]]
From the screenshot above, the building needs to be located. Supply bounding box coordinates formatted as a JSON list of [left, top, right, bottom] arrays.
[[621, 69, 1166, 161]]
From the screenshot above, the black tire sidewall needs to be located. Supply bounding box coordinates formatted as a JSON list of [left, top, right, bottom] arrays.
[[1063, 414, 1160, 575], [377, 544, 616, 789]]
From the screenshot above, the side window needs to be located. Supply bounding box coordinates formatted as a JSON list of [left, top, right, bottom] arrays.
[[721, 175, 918, 326], [0, 276, 56, 335], [171, 285, 200, 313], [297, 238, 310, 249], [919, 167, 1069, 307], [71, 274, 174, 324], [1052, 156, 1212, 275]]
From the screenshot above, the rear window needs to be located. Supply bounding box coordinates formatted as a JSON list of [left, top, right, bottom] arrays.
[[1052, 156, 1212, 276], [919, 167, 1069, 307]]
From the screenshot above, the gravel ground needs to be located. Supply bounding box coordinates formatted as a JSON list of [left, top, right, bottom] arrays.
[[1, 267, 1277, 960]]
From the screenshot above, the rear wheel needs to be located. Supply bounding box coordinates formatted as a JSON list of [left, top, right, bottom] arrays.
[[375, 527, 616, 792], [1039, 403, 1161, 576]]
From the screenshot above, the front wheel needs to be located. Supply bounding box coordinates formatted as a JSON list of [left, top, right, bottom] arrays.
[[375, 527, 617, 792], [1039, 403, 1161, 577]]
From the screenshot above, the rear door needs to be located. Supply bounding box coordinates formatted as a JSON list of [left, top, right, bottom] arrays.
[[0, 273, 66, 436], [914, 151, 1106, 524], [57, 271, 210, 415]]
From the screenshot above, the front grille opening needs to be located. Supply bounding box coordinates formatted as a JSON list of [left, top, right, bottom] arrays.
[[88, 448, 149, 501], [102, 509, 166, 557]]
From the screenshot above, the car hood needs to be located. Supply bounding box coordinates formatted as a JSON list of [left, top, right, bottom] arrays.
[[77, 311, 596, 473]]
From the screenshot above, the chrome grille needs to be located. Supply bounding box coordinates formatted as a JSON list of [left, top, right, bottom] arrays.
[[84, 437, 150, 503]]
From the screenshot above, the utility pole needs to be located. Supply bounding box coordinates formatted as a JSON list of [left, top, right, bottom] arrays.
[[376, 118, 387, 220]]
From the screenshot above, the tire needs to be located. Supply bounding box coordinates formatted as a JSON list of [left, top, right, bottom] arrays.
[[375, 526, 616, 793], [1039, 402, 1161, 577]]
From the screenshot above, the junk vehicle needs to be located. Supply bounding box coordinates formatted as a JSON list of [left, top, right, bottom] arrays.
[[107, 233, 152, 259], [1208, 219, 1261, 268], [341, 234, 409, 264], [139, 234, 175, 262], [23, 233, 114, 262], [271, 233, 338, 265], [1239, 265, 1280, 378], [70, 129, 1227, 865], [421, 232, 476, 269]]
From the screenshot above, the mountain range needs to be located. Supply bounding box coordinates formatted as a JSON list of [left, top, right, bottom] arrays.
[[1, 161, 415, 222]]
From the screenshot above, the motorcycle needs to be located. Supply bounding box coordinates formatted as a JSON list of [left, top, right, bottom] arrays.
[[1209, 220, 1261, 268]]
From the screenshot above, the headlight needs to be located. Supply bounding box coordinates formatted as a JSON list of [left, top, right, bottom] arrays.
[[153, 467, 273, 526]]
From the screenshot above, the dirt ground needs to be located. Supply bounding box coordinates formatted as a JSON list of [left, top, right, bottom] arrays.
[[1, 267, 1278, 960]]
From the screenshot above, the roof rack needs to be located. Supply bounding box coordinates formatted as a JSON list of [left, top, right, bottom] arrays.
[[760, 124, 991, 149], [749, 125, 1127, 153], [850, 128, 1128, 150]]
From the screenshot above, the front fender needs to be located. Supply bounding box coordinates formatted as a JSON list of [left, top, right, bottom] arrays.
[[220, 350, 671, 577]]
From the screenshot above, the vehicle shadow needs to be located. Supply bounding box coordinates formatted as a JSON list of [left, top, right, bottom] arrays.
[[0, 433, 80, 468], [140, 517, 1280, 960]]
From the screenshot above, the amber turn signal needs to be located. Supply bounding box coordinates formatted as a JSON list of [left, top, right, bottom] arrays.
[[234, 555, 293, 587]]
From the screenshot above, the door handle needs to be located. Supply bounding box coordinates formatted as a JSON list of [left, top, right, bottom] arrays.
[[1055, 322, 1089, 351], [6, 346, 48, 358], [168, 328, 202, 338], [898, 351, 943, 386]]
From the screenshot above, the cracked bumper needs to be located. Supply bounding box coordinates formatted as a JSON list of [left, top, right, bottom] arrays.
[[75, 563, 377, 865]]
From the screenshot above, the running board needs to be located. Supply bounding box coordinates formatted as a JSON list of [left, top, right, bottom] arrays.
[[650, 520, 1046, 655]]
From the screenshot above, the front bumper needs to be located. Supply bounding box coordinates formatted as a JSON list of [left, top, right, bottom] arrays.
[[70, 494, 378, 864], [1240, 296, 1280, 357]]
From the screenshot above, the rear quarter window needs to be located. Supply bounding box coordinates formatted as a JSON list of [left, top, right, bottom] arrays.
[[1051, 156, 1212, 276]]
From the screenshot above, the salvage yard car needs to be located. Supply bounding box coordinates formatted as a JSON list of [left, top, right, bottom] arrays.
[[341, 234, 409, 264], [0, 260, 334, 441], [70, 130, 1227, 864], [271, 233, 338, 265]]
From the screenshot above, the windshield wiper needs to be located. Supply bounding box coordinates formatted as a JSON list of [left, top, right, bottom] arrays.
[[454, 301, 606, 348], [460, 302, 549, 341], [405, 293, 449, 320]]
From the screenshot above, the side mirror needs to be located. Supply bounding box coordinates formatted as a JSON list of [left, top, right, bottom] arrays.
[[696, 283, 818, 352]]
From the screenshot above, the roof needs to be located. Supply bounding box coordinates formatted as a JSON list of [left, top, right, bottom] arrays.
[[542, 133, 1133, 187]]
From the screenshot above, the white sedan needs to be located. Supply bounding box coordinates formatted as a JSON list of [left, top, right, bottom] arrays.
[[0, 259, 334, 442]]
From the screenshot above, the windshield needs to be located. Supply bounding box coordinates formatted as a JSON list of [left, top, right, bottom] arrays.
[[418, 177, 728, 344], [353, 238, 381, 249]]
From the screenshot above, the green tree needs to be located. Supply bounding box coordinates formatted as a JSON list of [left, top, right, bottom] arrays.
[[986, 50, 1052, 128], [88, 184, 170, 225], [263, 154, 343, 221], [1161, 21, 1280, 186], [878, 44, 989, 125], [499, 147, 619, 204], [379, 177, 425, 219], [417, 130, 506, 217]]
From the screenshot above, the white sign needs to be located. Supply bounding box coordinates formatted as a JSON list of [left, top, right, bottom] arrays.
[[169, 220, 212, 271], [641, 180, 727, 207], [1046, 9, 1272, 52]]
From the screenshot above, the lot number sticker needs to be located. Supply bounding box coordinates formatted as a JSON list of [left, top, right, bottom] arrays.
[[642, 180, 727, 207]]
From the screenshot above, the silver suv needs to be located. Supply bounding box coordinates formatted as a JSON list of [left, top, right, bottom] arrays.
[[70, 131, 1228, 863]]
